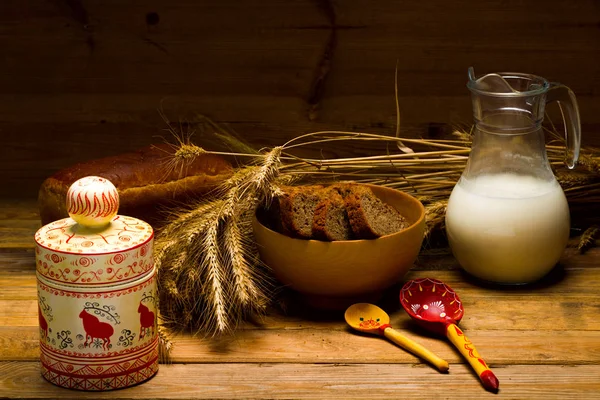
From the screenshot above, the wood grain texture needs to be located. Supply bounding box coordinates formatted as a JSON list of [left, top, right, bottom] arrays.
[[1, 0, 599, 198], [1, 362, 600, 399], [3, 324, 600, 365], [3, 284, 600, 331], [4, 282, 600, 331]]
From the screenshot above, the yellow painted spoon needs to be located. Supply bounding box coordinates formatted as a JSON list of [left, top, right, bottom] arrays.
[[344, 303, 449, 372]]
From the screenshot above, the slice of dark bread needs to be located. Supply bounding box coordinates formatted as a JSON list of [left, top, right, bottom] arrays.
[[343, 185, 408, 238], [312, 190, 352, 241], [273, 183, 408, 240], [278, 185, 324, 239]]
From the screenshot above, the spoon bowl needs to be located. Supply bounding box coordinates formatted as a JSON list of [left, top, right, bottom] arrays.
[[344, 303, 449, 372], [400, 278, 499, 392], [400, 278, 464, 336], [344, 303, 391, 334]]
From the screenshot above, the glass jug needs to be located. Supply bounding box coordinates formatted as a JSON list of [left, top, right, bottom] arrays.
[[445, 68, 581, 284]]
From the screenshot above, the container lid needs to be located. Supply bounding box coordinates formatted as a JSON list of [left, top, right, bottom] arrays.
[[35, 176, 154, 286]]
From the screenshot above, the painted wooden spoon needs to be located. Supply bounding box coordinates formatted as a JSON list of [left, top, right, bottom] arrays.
[[344, 303, 449, 372], [400, 278, 499, 392]]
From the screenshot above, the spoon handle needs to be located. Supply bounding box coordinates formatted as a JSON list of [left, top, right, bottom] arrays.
[[382, 327, 449, 372], [445, 323, 499, 392]]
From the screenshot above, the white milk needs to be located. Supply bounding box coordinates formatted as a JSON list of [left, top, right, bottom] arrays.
[[445, 173, 570, 284]]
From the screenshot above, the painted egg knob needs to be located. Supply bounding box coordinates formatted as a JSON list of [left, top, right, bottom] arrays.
[[66, 176, 119, 228]]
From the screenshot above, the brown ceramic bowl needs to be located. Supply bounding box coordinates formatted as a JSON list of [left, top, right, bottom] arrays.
[[252, 184, 425, 309]]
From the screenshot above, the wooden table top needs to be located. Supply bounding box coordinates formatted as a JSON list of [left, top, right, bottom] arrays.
[[1, 199, 600, 399]]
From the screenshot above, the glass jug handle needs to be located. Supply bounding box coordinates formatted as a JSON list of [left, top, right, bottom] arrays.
[[546, 84, 581, 169]]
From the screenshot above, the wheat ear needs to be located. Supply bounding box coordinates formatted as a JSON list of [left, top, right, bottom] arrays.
[[578, 225, 599, 254], [157, 324, 174, 364], [423, 199, 448, 238], [579, 153, 600, 174], [222, 210, 269, 312], [199, 217, 229, 334], [218, 147, 283, 314]]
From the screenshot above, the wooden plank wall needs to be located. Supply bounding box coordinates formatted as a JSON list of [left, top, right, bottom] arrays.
[[1, 0, 599, 199]]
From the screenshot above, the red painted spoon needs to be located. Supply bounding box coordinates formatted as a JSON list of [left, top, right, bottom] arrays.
[[400, 278, 499, 392]]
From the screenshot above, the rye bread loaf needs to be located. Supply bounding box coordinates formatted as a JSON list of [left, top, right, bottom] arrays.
[[343, 184, 408, 238], [38, 144, 233, 228], [312, 190, 352, 241]]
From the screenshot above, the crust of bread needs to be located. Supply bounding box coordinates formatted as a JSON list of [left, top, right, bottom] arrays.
[[37, 144, 233, 227]]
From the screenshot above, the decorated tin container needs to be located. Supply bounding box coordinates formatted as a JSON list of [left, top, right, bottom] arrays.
[[35, 176, 159, 391]]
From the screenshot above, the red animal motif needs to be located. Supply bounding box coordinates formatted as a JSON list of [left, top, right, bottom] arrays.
[[138, 302, 155, 340], [79, 309, 114, 350], [38, 306, 48, 340]]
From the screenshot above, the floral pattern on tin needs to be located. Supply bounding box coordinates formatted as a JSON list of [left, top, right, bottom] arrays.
[[35, 215, 152, 254], [35, 244, 152, 285]]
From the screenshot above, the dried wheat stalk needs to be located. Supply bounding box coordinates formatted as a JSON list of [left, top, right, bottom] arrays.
[[157, 325, 173, 364], [156, 146, 285, 336], [578, 225, 600, 254]]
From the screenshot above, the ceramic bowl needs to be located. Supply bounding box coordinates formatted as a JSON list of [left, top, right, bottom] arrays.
[[252, 184, 426, 309]]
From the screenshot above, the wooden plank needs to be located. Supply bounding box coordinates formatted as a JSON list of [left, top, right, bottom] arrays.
[[1, 361, 600, 399], [0, 300, 38, 326], [132, 329, 600, 365], [3, 324, 600, 365], [0, 1, 328, 33], [3, 289, 600, 331], [0, 248, 36, 272], [332, 0, 600, 26], [0, 274, 37, 301], [3, 255, 600, 302], [4, 260, 600, 298], [3, 264, 600, 330], [0, 200, 39, 219], [0, 227, 38, 249], [0, 201, 41, 248]]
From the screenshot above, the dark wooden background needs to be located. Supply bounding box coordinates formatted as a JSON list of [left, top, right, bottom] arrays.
[[1, 0, 599, 199]]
